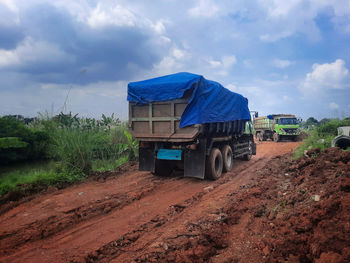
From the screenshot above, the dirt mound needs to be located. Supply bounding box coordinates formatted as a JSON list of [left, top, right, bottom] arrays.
[[264, 147, 350, 262], [122, 148, 350, 263]]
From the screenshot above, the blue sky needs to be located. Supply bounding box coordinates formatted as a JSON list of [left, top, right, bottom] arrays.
[[0, 0, 350, 120]]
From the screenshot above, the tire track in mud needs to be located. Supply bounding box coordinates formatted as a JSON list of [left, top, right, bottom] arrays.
[[0, 176, 176, 256], [0, 142, 301, 263], [80, 157, 268, 263], [100, 156, 283, 263]]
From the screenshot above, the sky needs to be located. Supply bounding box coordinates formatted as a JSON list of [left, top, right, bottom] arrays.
[[0, 0, 350, 121]]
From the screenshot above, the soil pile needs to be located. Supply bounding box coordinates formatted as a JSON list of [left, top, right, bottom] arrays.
[[129, 147, 350, 263], [264, 147, 350, 262]]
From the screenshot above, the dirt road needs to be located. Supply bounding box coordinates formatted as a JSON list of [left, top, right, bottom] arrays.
[[0, 142, 300, 263]]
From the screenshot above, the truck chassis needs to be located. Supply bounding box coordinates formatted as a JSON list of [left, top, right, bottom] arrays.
[[137, 121, 256, 180]]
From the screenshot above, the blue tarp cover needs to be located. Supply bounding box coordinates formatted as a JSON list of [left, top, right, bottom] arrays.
[[127, 72, 251, 128]]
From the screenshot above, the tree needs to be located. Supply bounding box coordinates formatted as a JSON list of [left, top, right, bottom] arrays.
[[303, 117, 319, 129]]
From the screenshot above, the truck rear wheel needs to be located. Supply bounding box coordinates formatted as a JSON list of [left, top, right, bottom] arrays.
[[262, 134, 267, 141], [242, 140, 253, 161], [256, 133, 262, 141], [205, 148, 223, 180], [222, 145, 233, 172]]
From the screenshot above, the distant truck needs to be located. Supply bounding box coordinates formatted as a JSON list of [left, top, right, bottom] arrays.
[[127, 72, 256, 180], [254, 114, 300, 142]]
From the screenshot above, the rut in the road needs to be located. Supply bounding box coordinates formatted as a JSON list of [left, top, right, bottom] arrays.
[[79, 157, 267, 263], [0, 142, 301, 263], [0, 177, 164, 255]]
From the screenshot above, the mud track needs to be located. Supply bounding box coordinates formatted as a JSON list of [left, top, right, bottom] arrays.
[[0, 142, 300, 263]]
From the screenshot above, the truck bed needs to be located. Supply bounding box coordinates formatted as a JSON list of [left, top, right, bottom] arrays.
[[129, 99, 200, 142], [254, 117, 273, 130]]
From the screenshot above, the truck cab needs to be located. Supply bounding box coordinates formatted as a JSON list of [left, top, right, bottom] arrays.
[[273, 116, 300, 141]]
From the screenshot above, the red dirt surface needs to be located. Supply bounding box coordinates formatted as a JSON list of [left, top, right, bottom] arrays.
[[1, 141, 349, 263]]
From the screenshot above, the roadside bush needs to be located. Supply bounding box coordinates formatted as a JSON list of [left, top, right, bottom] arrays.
[[294, 118, 350, 159], [0, 113, 137, 196], [0, 116, 50, 164], [47, 120, 136, 175], [316, 119, 350, 136]]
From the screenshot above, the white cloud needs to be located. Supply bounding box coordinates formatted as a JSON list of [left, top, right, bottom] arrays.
[[0, 0, 20, 24], [222, 55, 237, 68], [0, 38, 74, 68], [152, 20, 166, 35], [151, 46, 191, 76], [208, 55, 237, 75], [188, 0, 219, 18], [302, 59, 349, 93], [329, 102, 339, 110], [88, 4, 136, 28], [87, 3, 167, 36], [263, 0, 303, 18], [260, 31, 293, 42], [172, 48, 185, 59], [257, 0, 350, 42], [272, 59, 294, 68], [209, 60, 221, 68]]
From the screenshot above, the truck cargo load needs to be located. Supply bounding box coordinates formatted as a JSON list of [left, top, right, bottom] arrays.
[[128, 72, 251, 128], [127, 72, 256, 180]]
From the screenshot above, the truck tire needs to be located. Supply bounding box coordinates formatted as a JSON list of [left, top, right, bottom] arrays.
[[222, 145, 233, 172], [205, 148, 223, 180], [153, 160, 173, 176], [257, 133, 262, 141], [262, 133, 267, 141], [273, 133, 279, 142], [242, 140, 253, 161]]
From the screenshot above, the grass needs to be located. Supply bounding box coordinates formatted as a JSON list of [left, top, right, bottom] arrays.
[[294, 118, 350, 159], [92, 156, 129, 172], [0, 154, 130, 196], [293, 130, 334, 159], [0, 114, 138, 197], [0, 163, 85, 196]]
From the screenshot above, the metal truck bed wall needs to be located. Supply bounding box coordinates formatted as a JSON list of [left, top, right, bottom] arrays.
[[129, 99, 200, 142], [254, 117, 273, 130], [129, 99, 247, 142]]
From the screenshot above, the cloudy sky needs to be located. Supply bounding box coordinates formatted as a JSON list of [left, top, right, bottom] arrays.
[[1, 0, 350, 120]]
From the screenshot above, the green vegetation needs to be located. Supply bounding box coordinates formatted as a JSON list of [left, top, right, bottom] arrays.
[[0, 164, 85, 196], [0, 116, 50, 163], [0, 113, 138, 196], [294, 118, 350, 159]]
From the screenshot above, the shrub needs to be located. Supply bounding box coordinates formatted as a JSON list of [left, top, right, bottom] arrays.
[[0, 116, 50, 164], [294, 118, 350, 159], [0, 113, 138, 196], [317, 119, 350, 137]]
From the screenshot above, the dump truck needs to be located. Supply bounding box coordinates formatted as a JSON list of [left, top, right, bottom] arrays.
[[127, 72, 256, 180], [254, 114, 300, 142]]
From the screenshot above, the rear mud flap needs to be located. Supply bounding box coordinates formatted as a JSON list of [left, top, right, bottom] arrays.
[[184, 139, 206, 179], [139, 148, 155, 173]]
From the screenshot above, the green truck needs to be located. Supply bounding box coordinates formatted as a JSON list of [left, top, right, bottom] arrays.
[[254, 114, 300, 142]]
